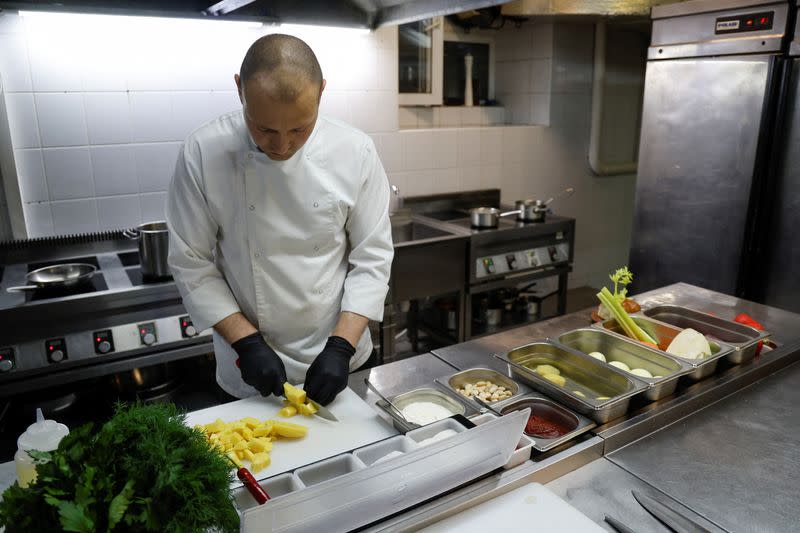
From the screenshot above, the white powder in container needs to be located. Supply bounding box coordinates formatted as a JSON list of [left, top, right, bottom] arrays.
[[400, 401, 455, 425]]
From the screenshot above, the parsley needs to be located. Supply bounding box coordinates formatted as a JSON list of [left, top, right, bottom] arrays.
[[0, 402, 239, 533]]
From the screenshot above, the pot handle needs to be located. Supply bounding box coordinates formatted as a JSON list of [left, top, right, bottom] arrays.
[[499, 209, 521, 218], [122, 228, 140, 240], [6, 286, 38, 292]]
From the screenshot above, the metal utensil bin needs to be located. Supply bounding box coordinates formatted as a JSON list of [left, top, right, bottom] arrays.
[[594, 316, 734, 380], [557, 328, 692, 401], [494, 341, 648, 423], [642, 304, 769, 364]]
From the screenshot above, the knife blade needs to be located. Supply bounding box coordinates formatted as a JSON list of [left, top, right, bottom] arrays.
[[631, 491, 712, 533], [604, 514, 638, 533], [307, 399, 338, 422]]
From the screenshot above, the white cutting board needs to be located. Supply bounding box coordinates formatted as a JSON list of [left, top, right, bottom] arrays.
[[184, 387, 396, 481], [420, 483, 604, 532]]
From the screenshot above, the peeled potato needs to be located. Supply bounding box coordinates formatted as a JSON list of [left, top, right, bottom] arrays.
[[630, 367, 653, 378], [588, 351, 607, 362], [541, 373, 566, 387], [535, 364, 560, 376], [609, 361, 630, 372]]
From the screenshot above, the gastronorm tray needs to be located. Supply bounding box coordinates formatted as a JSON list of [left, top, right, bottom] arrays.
[[375, 385, 480, 433], [439, 367, 532, 408], [493, 393, 596, 452], [557, 328, 693, 401], [593, 315, 734, 380], [494, 340, 648, 423], [642, 304, 770, 364]]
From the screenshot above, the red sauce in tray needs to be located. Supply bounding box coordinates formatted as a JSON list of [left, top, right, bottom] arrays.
[[524, 413, 571, 439]]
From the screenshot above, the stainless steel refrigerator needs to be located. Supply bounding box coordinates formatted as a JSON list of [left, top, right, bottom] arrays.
[[630, 0, 800, 313]]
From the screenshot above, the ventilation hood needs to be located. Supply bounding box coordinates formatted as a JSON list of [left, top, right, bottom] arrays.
[[0, 0, 522, 28], [501, 0, 686, 18]]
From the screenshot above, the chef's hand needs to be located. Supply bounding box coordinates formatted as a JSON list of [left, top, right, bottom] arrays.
[[304, 336, 356, 405], [232, 332, 287, 397]]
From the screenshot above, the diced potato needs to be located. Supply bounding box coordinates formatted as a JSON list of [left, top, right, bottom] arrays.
[[272, 421, 308, 439], [250, 452, 271, 473], [241, 417, 262, 429], [298, 402, 317, 416], [226, 450, 243, 468], [233, 440, 248, 452], [278, 405, 298, 418], [243, 449, 255, 462], [284, 383, 307, 406], [248, 438, 273, 453], [205, 419, 226, 433], [252, 423, 273, 438], [240, 427, 253, 441]]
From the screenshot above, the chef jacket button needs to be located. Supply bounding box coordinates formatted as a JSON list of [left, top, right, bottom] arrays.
[[254, 252, 261, 258], [314, 245, 320, 251], [247, 153, 254, 159], [313, 202, 319, 208], [249, 205, 255, 211]]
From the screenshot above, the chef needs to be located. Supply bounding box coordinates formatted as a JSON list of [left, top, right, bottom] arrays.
[[166, 34, 394, 405]]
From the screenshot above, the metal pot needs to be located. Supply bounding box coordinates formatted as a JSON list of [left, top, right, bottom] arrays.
[[124, 221, 170, 279], [469, 207, 521, 228], [6, 263, 97, 292], [515, 187, 575, 223]]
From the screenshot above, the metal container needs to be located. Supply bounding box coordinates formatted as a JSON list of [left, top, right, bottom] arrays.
[[496, 394, 595, 452], [495, 341, 648, 423], [595, 316, 734, 380], [643, 304, 770, 364], [557, 328, 692, 401], [123, 221, 170, 279], [375, 386, 477, 432], [443, 367, 528, 406], [514, 199, 546, 222], [469, 207, 519, 228]]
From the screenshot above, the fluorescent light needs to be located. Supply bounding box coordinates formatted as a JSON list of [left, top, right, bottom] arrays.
[[19, 10, 263, 31], [279, 23, 370, 36]]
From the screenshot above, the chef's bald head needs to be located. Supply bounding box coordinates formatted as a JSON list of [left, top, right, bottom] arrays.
[[239, 34, 323, 102]]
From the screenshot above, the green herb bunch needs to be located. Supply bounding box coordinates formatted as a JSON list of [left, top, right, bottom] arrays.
[[0, 402, 239, 533]]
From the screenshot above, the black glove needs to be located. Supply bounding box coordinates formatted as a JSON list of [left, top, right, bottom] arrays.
[[304, 336, 356, 406], [232, 332, 287, 397]]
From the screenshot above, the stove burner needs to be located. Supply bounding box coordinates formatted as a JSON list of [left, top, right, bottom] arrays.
[[125, 267, 173, 286], [117, 251, 140, 267], [26, 273, 108, 302], [28, 255, 100, 273]]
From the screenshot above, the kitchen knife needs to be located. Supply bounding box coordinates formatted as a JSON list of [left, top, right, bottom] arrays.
[[631, 490, 712, 533], [306, 399, 338, 422], [604, 514, 638, 533]]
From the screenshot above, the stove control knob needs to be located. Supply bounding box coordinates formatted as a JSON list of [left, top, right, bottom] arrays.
[[0, 359, 13, 372], [98, 341, 112, 354], [185, 325, 197, 337], [50, 350, 65, 363], [143, 333, 156, 346]]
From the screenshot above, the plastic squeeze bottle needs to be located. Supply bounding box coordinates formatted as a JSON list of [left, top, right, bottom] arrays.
[[14, 408, 69, 488]]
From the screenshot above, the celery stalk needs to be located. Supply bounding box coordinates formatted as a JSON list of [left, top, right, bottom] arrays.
[[597, 287, 657, 345]]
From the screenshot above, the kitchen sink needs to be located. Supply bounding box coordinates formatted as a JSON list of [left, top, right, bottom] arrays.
[[391, 220, 454, 245]]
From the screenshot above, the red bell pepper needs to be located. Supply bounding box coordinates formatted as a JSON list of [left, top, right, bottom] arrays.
[[734, 313, 764, 356]]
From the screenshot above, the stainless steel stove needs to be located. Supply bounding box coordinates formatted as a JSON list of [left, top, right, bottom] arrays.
[[0, 232, 212, 397], [406, 189, 575, 339]]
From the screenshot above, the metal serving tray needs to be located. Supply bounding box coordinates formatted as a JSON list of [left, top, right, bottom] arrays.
[[642, 304, 769, 364], [440, 367, 531, 408], [595, 316, 734, 380], [375, 385, 480, 433], [557, 328, 692, 401], [494, 393, 596, 453], [494, 341, 648, 423]]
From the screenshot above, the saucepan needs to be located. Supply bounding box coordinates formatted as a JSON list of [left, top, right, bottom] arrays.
[[469, 207, 521, 228], [7, 263, 97, 292], [515, 187, 575, 223], [123, 221, 171, 279]]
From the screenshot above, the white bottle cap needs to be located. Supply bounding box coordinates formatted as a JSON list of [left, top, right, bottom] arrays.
[[17, 408, 69, 453]]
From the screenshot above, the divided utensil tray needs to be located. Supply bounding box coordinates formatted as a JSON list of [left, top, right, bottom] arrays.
[[237, 410, 528, 533]]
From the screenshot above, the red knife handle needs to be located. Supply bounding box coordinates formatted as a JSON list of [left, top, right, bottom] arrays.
[[237, 467, 269, 505]]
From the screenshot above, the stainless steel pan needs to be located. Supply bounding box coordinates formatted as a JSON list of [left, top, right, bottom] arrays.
[[469, 207, 520, 228], [515, 187, 575, 222], [7, 263, 97, 292], [123, 221, 170, 278]]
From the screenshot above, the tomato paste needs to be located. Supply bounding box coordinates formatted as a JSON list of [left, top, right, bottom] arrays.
[[524, 413, 571, 438]]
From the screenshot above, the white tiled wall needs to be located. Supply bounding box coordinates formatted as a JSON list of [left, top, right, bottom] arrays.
[[0, 11, 643, 290]]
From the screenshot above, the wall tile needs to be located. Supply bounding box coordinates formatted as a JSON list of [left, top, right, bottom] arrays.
[[415, 108, 434, 129], [51, 198, 99, 235], [376, 132, 402, 173], [438, 106, 462, 128], [530, 58, 552, 93], [0, 12, 24, 33], [485, 107, 505, 126], [23, 202, 53, 238], [400, 130, 433, 171], [135, 143, 181, 193], [130, 92, 174, 143], [320, 90, 349, 123], [349, 91, 397, 133], [140, 191, 167, 222], [0, 34, 32, 91], [530, 93, 551, 126], [398, 107, 418, 129], [5, 92, 40, 148], [81, 45, 128, 91], [376, 45, 398, 93], [461, 107, 483, 127], [26, 31, 83, 92], [430, 130, 457, 169], [502, 127, 527, 164], [91, 145, 138, 196], [457, 129, 481, 167], [459, 166, 482, 191], [479, 164, 503, 190], [479, 128, 503, 165], [35, 93, 88, 147], [97, 194, 141, 229], [15, 149, 48, 202], [531, 23, 554, 59], [511, 61, 532, 93], [43, 147, 94, 201], [209, 91, 241, 119], [171, 92, 215, 140], [84, 93, 132, 145]]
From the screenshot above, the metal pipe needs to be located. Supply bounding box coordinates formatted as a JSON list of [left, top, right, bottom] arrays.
[[589, 21, 638, 177]]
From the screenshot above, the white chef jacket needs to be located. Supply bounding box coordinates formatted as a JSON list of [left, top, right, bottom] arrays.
[[166, 110, 394, 398]]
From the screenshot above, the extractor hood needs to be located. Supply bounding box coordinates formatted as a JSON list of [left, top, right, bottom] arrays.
[[0, 0, 518, 28], [501, 0, 687, 18]]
